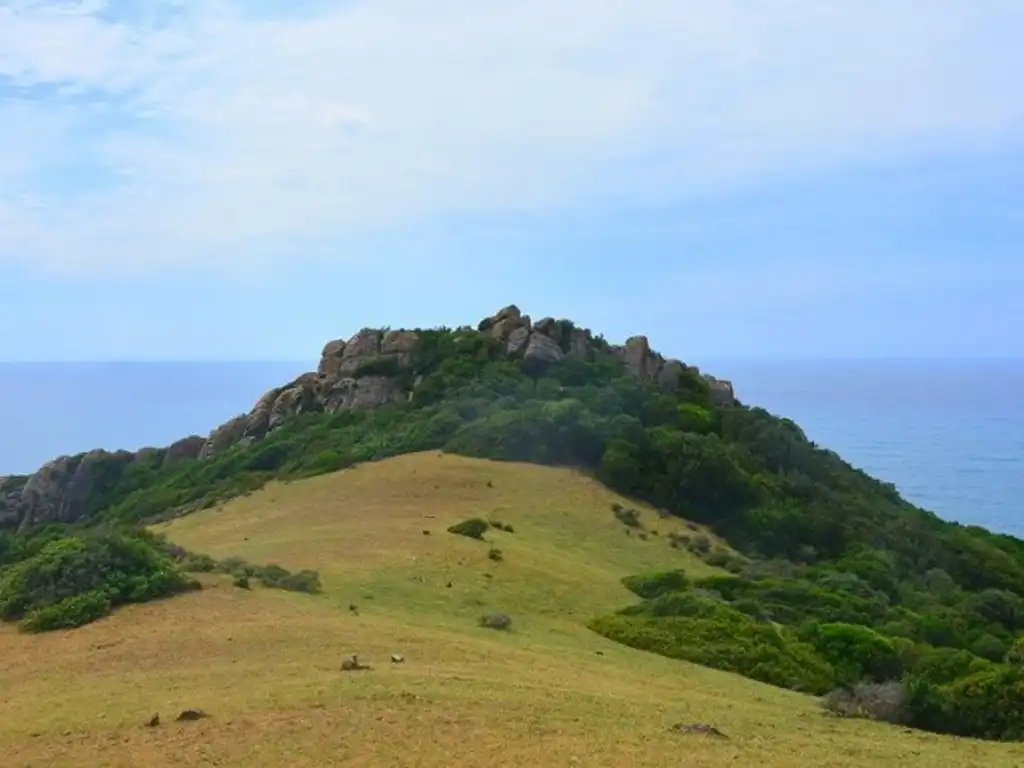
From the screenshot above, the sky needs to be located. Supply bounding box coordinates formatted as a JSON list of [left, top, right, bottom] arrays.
[[1, 0, 1023, 362]]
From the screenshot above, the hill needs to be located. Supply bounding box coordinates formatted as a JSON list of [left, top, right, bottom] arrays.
[[3, 304, 1024, 751], [3, 453, 1024, 767]]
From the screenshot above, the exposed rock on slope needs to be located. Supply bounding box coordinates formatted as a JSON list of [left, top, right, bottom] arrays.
[[0, 305, 735, 530]]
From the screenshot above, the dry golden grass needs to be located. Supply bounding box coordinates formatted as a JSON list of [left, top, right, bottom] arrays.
[[2, 452, 1023, 767]]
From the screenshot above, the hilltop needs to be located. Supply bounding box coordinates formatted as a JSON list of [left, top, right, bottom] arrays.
[[1, 305, 732, 529], [3, 303, 1024, 756]]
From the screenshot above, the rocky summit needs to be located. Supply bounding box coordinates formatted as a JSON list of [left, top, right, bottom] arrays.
[[0, 306, 734, 532]]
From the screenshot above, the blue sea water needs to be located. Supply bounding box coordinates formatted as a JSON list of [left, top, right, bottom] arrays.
[[707, 359, 1024, 536], [0, 360, 1021, 536]]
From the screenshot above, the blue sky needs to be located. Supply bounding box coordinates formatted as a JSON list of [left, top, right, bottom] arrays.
[[1, 0, 1023, 362]]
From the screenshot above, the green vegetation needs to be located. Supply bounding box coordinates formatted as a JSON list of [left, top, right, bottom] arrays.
[[3, 322, 1024, 741], [447, 517, 489, 540], [169, 547, 322, 594], [0, 526, 197, 632], [590, 565, 1024, 740]]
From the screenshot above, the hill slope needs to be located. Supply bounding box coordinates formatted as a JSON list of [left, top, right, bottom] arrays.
[[4, 304, 1024, 747], [3, 454, 1023, 767]]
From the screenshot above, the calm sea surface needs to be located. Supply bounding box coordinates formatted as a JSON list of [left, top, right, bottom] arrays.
[[0, 360, 1021, 536]]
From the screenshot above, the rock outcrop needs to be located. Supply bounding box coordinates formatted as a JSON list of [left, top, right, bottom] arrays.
[[0, 305, 736, 531]]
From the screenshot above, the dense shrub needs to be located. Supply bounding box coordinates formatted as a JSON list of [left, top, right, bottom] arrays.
[[907, 666, 1024, 740], [622, 569, 689, 599], [0, 530, 196, 632], [800, 622, 902, 685], [256, 564, 322, 593], [447, 518, 489, 540], [590, 593, 836, 694]]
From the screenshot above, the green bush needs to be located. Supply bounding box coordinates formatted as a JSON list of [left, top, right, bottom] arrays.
[[612, 505, 642, 528], [907, 665, 1024, 741], [447, 518, 489, 540], [621, 569, 689, 599], [0, 530, 195, 632], [22, 590, 113, 632], [590, 592, 836, 694], [799, 622, 902, 685], [1006, 636, 1024, 665], [487, 547, 504, 562]]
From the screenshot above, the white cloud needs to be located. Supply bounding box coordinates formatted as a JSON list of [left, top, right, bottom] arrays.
[[1, 0, 1023, 273]]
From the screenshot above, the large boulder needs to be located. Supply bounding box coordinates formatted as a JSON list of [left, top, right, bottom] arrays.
[[522, 331, 565, 370], [706, 376, 736, 407], [162, 436, 206, 467], [336, 329, 383, 377], [318, 339, 348, 378], [199, 414, 248, 460], [322, 376, 405, 413]]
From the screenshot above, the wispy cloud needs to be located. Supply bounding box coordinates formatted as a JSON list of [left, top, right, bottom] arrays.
[[1, 0, 1023, 274]]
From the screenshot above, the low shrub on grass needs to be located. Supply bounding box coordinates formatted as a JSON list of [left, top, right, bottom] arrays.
[[447, 517, 489, 540], [480, 612, 513, 631]]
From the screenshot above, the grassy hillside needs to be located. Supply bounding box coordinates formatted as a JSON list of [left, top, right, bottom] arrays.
[[2, 454, 1023, 767], [5, 320, 1024, 745]]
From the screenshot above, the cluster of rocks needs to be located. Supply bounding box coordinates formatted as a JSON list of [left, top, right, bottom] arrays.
[[200, 327, 419, 459], [0, 305, 736, 532]]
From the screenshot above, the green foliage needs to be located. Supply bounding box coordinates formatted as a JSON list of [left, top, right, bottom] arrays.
[[1006, 636, 1024, 666], [447, 517, 490, 540], [799, 622, 902, 685], [590, 592, 835, 694], [621, 569, 689, 599], [487, 547, 504, 562], [906, 666, 1024, 741], [612, 504, 642, 528], [0, 529, 195, 632], [170, 548, 322, 594]]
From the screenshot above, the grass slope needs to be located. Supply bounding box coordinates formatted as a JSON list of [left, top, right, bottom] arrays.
[[1, 453, 1023, 767]]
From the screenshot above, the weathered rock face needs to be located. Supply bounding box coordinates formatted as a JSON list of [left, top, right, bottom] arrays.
[[523, 332, 565, 369], [162, 436, 206, 467], [2, 450, 134, 531], [0, 304, 738, 530]]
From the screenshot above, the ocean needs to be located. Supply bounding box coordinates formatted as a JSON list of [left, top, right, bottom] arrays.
[[0, 360, 1021, 537]]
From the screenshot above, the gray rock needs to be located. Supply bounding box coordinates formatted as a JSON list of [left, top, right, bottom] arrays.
[[322, 376, 403, 413], [479, 304, 522, 333], [380, 330, 419, 363], [706, 376, 736, 407], [523, 332, 564, 370], [199, 414, 248, 460], [268, 375, 322, 430], [656, 359, 686, 390], [505, 326, 531, 358], [318, 339, 348, 378], [162, 436, 206, 466]]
